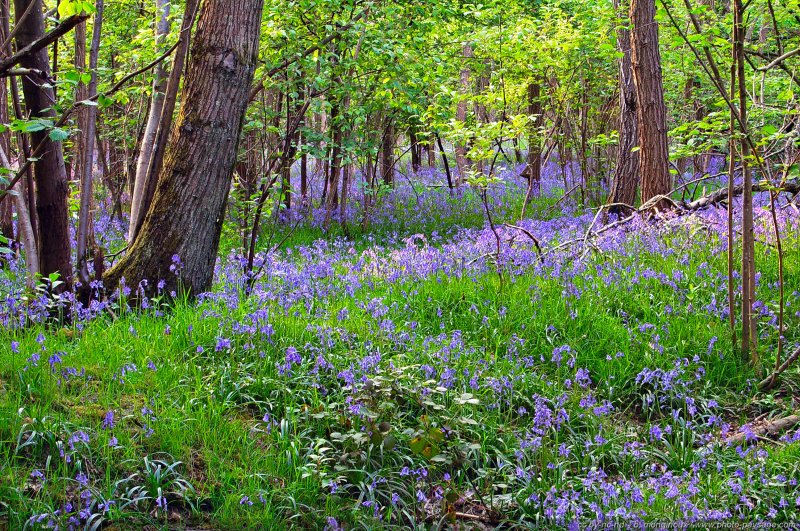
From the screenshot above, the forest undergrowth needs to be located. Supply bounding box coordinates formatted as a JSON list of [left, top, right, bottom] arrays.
[[1, 165, 799, 529]]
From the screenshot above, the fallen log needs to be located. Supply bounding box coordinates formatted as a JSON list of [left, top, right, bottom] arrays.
[[724, 415, 800, 446], [683, 180, 799, 211]]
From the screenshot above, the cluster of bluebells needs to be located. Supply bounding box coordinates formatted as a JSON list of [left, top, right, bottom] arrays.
[[3, 161, 799, 528]]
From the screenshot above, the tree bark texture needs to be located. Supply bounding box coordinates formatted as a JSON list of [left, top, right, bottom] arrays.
[[381, 120, 394, 186], [630, 0, 671, 210], [0, 14, 11, 242], [128, 0, 198, 242], [105, 0, 265, 296], [14, 0, 72, 289], [455, 42, 473, 183], [608, 0, 639, 214], [525, 80, 542, 200], [734, 0, 757, 360]]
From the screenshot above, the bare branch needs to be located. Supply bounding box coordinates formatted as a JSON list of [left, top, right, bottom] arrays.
[[0, 14, 90, 75]]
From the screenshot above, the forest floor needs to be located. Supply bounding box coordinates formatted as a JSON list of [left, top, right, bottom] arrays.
[[1, 165, 800, 529]]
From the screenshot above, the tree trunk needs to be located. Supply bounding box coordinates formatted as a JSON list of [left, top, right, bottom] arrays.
[[410, 128, 421, 172], [513, 136, 523, 164], [0, 24, 11, 243], [0, 190, 10, 245], [4, 0, 38, 243], [0, 144, 38, 280], [105, 0, 264, 297], [324, 101, 343, 227], [128, 0, 198, 242], [381, 120, 394, 186], [436, 133, 454, 193], [73, 16, 86, 183], [734, 0, 757, 360], [297, 85, 307, 206], [76, 0, 103, 289], [14, 0, 72, 290], [608, 0, 639, 215], [300, 131, 308, 205], [128, 0, 171, 241], [282, 89, 302, 211], [12, 180, 37, 280], [234, 130, 257, 248], [630, 0, 671, 210], [524, 80, 542, 200], [455, 42, 473, 183], [9, 77, 37, 243], [339, 161, 351, 230]]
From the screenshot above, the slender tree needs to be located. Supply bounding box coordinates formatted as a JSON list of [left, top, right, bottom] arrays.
[[0, 17, 11, 242], [14, 0, 72, 289], [524, 79, 542, 200], [73, 14, 86, 182], [381, 118, 394, 186], [76, 0, 103, 289], [734, 0, 757, 360], [454, 42, 473, 183], [128, 0, 199, 242], [105, 0, 265, 296], [128, 0, 171, 242]]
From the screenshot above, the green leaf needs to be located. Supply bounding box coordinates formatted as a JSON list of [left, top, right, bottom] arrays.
[[98, 95, 114, 108], [49, 128, 70, 142], [762, 125, 778, 136], [409, 436, 427, 454], [63, 70, 82, 83], [58, 0, 78, 17]]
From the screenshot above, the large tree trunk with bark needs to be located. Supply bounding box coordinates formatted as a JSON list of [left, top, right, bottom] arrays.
[[630, 0, 671, 211], [105, 0, 264, 297], [608, 0, 639, 215], [128, 0, 171, 241], [14, 0, 72, 289]]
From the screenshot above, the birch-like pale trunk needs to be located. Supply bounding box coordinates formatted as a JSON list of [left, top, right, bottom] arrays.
[[0, 145, 38, 280], [128, 0, 171, 242], [129, 0, 198, 243]]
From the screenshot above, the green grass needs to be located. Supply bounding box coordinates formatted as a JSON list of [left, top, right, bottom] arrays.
[[1, 212, 799, 529]]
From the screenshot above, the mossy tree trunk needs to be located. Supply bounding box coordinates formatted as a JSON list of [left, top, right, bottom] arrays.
[[105, 0, 264, 297]]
